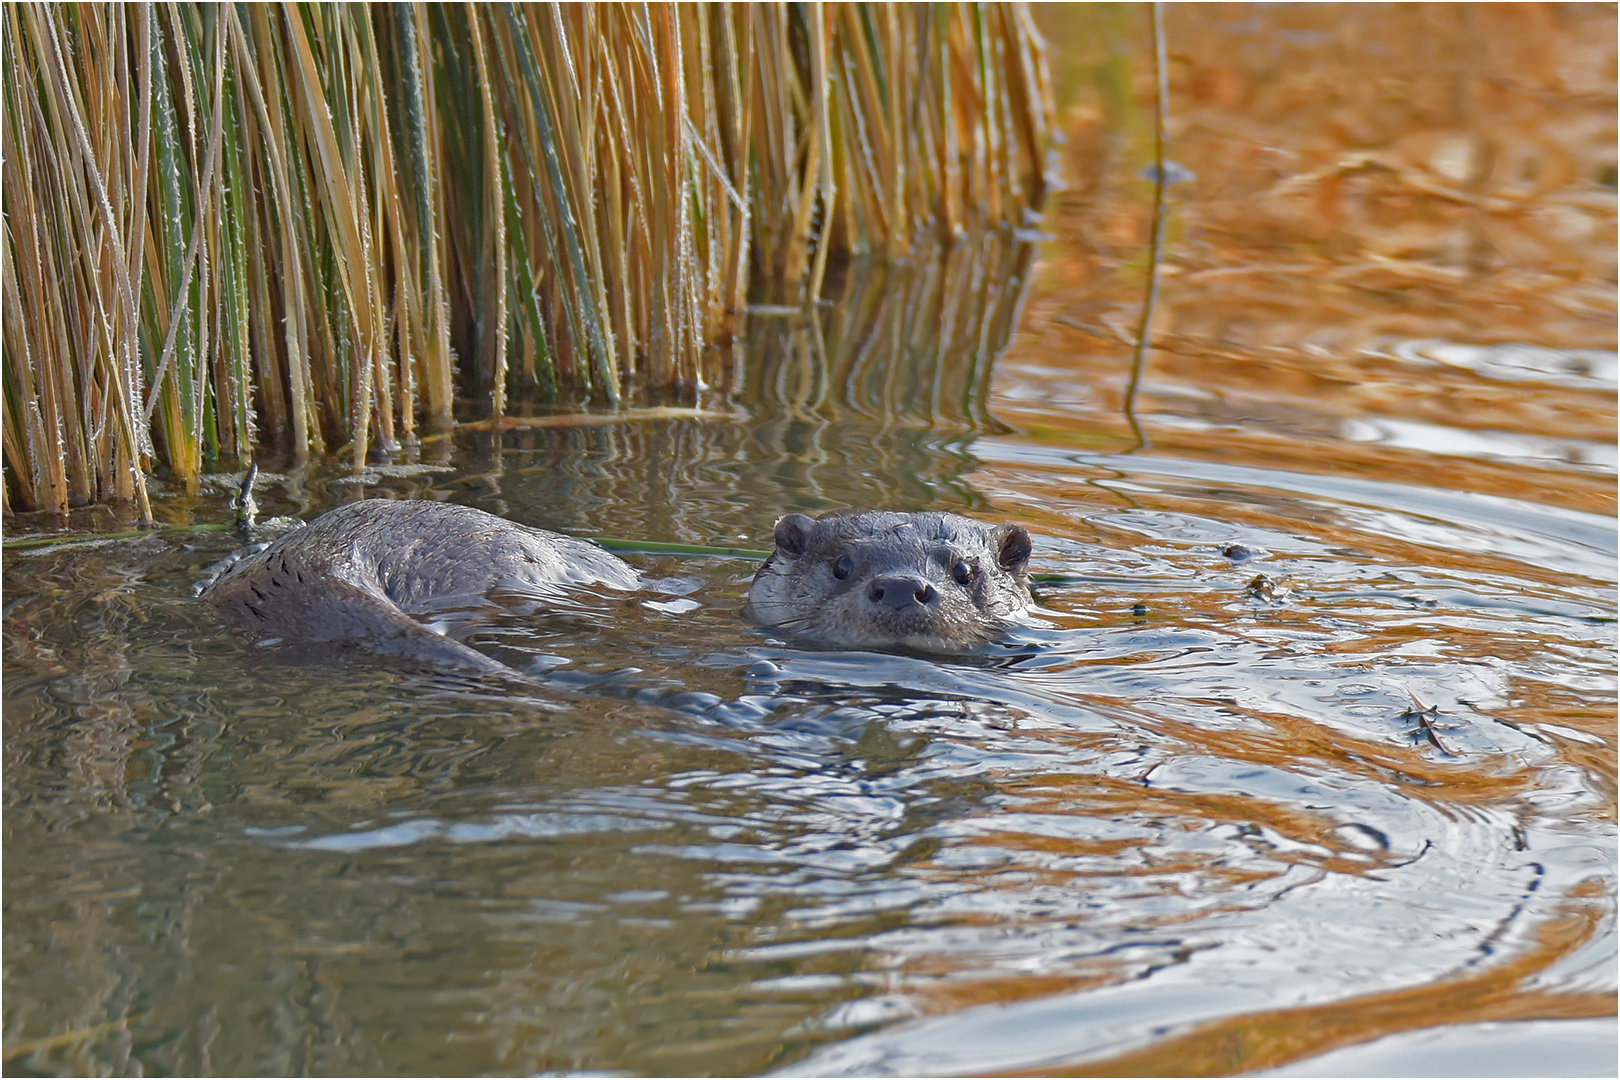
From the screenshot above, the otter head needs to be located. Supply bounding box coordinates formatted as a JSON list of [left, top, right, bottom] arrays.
[[745, 510, 1034, 652]]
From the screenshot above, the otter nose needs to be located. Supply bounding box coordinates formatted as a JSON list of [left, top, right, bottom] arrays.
[[866, 576, 938, 611]]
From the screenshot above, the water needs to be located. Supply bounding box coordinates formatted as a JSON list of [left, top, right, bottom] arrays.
[[4, 6, 1615, 1077], [4, 374, 1612, 1075]]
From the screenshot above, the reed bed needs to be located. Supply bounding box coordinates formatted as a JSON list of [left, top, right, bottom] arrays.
[[2, 3, 1052, 518]]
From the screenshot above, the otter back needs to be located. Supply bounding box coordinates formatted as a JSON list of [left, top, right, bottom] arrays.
[[202, 499, 638, 676], [745, 510, 1033, 652]]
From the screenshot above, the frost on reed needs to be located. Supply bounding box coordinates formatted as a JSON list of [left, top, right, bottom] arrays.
[[2, 4, 1052, 516]]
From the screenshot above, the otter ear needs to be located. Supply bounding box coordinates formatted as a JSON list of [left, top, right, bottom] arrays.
[[994, 524, 1033, 572], [773, 513, 816, 557]]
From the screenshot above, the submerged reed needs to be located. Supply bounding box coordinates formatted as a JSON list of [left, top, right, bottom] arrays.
[[2, 3, 1052, 517]]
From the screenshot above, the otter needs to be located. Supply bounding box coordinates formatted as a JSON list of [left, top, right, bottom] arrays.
[[202, 499, 638, 677], [745, 510, 1034, 651], [202, 500, 1035, 674]]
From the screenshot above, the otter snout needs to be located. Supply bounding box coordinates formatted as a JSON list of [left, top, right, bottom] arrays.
[[866, 576, 938, 612]]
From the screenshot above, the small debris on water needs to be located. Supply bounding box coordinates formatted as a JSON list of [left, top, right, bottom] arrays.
[[1399, 694, 1462, 756], [1247, 573, 1296, 603]]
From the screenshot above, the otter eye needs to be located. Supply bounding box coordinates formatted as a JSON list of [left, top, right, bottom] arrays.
[[952, 559, 975, 586], [833, 555, 854, 580]]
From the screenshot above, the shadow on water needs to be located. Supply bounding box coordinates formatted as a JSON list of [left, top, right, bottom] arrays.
[[4, 6, 1617, 1077]]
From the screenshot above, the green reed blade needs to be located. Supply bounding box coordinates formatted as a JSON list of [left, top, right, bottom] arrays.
[[501, 3, 618, 405]]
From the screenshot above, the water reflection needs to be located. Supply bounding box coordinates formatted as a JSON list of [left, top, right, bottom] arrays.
[[744, 235, 1036, 430], [6, 399, 1612, 1073]]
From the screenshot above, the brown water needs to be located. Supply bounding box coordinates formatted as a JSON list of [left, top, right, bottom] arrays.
[[3, 6, 1615, 1077]]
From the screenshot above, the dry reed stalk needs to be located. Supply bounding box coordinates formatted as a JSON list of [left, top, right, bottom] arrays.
[[2, 2, 1051, 516]]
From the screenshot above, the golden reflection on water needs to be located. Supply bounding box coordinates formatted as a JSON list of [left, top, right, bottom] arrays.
[[539, 4, 1617, 1073], [930, 5, 1618, 1072], [1013, 903, 1613, 1078], [1013, 3, 1615, 511]]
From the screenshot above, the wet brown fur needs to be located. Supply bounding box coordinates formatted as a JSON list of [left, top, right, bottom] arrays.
[[202, 499, 638, 676]]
